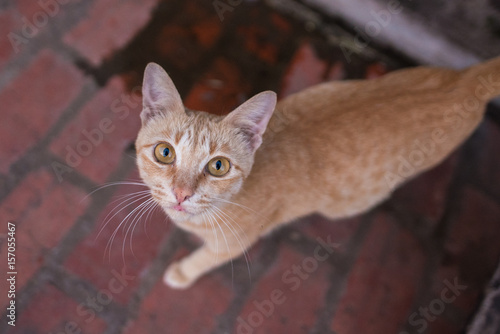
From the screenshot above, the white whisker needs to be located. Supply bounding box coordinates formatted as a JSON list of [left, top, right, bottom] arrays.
[[201, 212, 219, 266], [105, 195, 151, 262], [210, 205, 252, 282], [81, 180, 148, 203], [206, 209, 234, 283], [124, 197, 156, 259], [96, 192, 152, 242], [212, 196, 271, 225]]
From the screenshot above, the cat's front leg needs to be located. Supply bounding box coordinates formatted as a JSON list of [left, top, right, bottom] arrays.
[[164, 233, 256, 289]]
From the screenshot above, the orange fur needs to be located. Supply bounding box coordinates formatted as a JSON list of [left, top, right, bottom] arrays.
[[136, 58, 500, 289]]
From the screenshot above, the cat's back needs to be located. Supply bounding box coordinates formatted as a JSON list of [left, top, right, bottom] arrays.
[[266, 64, 485, 155]]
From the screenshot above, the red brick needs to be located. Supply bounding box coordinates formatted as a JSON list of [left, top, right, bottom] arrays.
[[365, 62, 389, 79], [16, 1, 75, 21], [429, 265, 480, 322], [294, 215, 360, 254], [63, 0, 159, 66], [403, 265, 473, 334], [19, 182, 89, 287], [0, 169, 53, 223], [476, 120, 500, 194], [153, 2, 223, 71], [0, 12, 18, 71], [444, 186, 500, 287], [0, 170, 54, 303], [155, 25, 203, 71], [236, 246, 331, 333], [279, 42, 328, 98], [392, 153, 458, 223], [270, 13, 293, 34], [184, 58, 251, 115], [0, 170, 89, 314], [331, 213, 425, 334], [49, 75, 142, 183], [191, 17, 222, 49], [326, 61, 345, 81], [237, 25, 279, 64], [233, 7, 292, 65], [2, 1, 82, 59], [0, 49, 84, 173], [64, 170, 171, 305], [426, 317, 463, 334], [15, 284, 107, 333], [123, 270, 233, 334]]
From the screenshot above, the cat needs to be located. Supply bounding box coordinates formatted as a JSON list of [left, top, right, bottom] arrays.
[[135, 57, 500, 289]]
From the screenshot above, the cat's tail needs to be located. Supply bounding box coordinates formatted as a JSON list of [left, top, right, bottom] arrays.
[[461, 56, 500, 101]]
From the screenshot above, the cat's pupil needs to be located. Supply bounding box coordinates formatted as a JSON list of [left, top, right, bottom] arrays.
[[162, 148, 170, 157], [216, 160, 222, 170]]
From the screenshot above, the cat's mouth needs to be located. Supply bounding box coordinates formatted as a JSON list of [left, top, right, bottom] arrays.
[[165, 202, 201, 218], [172, 204, 186, 212]]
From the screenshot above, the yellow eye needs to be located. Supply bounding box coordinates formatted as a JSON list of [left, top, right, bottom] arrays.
[[207, 157, 231, 176], [154, 142, 176, 164]]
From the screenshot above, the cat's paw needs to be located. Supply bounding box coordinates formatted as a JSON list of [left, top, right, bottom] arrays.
[[163, 262, 194, 289]]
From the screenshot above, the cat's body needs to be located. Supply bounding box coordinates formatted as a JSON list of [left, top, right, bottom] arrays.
[[135, 57, 500, 289]]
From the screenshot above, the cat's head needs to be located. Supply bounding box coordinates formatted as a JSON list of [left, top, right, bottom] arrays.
[[135, 63, 276, 222]]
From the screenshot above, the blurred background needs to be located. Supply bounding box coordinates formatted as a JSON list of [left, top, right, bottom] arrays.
[[1, 0, 500, 333]]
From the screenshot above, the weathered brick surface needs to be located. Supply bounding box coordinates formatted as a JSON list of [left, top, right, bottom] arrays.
[[0, 49, 83, 173], [1, 1, 76, 58], [63, 0, 159, 65], [279, 42, 328, 98], [392, 153, 458, 224], [17, 181, 89, 289], [428, 265, 480, 329], [0, 169, 88, 296], [365, 62, 389, 79], [235, 7, 293, 65], [326, 61, 346, 81], [444, 186, 500, 288], [236, 245, 331, 334], [14, 284, 107, 333], [476, 120, 500, 195], [15, 1, 77, 22], [184, 58, 251, 114], [0, 169, 53, 312], [139, 1, 221, 73], [63, 170, 171, 305], [123, 272, 233, 334], [331, 213, 426, 334], [426, 317, 463, 334], [49, 75, 141, 183], [294, 215, 361, 255], [1, 0, 499, 333], [0, 11, 18, 71]]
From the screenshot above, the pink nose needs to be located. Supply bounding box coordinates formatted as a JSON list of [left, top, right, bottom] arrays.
[[173, 188, 193, 204]]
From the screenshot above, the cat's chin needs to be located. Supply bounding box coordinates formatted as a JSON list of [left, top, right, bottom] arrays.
[[164, 207, 201, 223]]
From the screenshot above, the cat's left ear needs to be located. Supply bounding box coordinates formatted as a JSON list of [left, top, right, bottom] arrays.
[[141, 63, 184, 124], [223, 91, 277, 152]]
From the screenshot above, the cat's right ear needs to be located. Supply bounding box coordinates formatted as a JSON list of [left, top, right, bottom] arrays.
[[141, 63, 184, 124]]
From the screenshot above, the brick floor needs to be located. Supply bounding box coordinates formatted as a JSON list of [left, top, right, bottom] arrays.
[[1, 0, 500, 333]]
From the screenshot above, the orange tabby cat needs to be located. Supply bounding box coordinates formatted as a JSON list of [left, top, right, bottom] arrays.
[[135, 57, 500, 289]]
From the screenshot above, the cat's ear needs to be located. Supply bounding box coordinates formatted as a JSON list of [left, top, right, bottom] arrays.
[[223, 91, 277, 151], [141, 63, 184, 124]]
